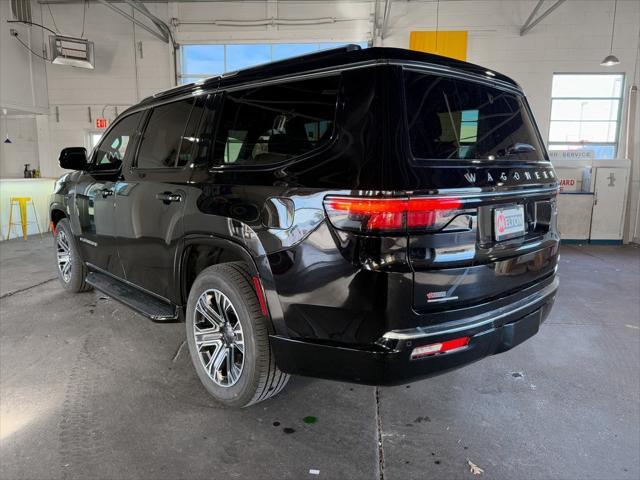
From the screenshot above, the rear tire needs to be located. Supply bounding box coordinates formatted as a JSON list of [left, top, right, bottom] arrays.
[[54, 218, 92, 293], [185, 262, 289, 407]]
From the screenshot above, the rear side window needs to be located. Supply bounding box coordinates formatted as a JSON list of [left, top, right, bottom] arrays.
[[212, 75, 339, 166], [404, 71, 544, 162], [137, 99, 194, 168]]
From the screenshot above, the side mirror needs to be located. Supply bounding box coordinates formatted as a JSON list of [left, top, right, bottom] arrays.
[[59, 147, 88, 170]]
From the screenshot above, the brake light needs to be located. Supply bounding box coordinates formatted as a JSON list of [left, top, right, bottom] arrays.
[[323, 196, 463, 233], [410, 336, 470, 359]]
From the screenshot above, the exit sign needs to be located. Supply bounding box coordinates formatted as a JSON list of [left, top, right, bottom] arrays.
[[96, 118, 108, 129]]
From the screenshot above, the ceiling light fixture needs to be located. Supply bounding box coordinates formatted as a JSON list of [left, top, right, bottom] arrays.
[[601, 0, 620, 67]]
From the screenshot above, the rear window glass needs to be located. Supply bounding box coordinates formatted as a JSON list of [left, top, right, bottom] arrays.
[[213, 75, 339, 166], [404, 70, 544, 161]]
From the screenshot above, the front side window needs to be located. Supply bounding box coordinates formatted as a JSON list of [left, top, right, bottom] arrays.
[[93, 112, 143, 170], [137, 99, 195, 169], [212, 76, 340, 166], [404, 71, 544, 162], [548, 73, 624, 159]]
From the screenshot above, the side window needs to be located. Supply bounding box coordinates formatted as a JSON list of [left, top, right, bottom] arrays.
[[212, 75, 340, 166], [137, 99, 194, 169], [93, 112, 143, 170]]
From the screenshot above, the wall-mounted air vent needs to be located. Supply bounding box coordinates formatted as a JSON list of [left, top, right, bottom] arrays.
[[10, 0, 32, 23], [49, 35, 95, 69]]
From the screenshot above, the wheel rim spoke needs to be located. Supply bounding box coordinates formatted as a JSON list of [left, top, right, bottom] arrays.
[[56, 231, 72, 282], [211, 344, 228, 374], [227, 348, 240, 384], [233, 333, 244, 354], [196, 295, 224, 327], [193, 288, 245, 388], [195, 327, 223, 351]]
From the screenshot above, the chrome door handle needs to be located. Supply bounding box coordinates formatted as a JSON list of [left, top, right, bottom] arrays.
[[156, 192, 182, 204]]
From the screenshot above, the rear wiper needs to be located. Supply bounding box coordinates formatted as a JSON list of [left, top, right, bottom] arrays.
[[495, 143, 536, 158]]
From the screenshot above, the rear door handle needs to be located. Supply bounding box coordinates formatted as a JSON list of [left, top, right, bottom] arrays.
[[155, 191, 182, 204]]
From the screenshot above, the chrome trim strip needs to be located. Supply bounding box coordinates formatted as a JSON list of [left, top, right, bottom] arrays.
[[431, 186, 559, 198], [427, 296, 459, 303], [381, 277, 559, 341]]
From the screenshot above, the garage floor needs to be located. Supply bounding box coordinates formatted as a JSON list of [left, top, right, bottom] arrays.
[[1, 237, 639, 480]]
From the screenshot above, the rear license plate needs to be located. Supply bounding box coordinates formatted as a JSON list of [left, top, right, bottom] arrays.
[[494, 205, 525, 241]]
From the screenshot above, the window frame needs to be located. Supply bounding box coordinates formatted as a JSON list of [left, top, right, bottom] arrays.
[[131, 97, 204, 171], [548, 72, 625, 159], [208, 73, 343, 170]]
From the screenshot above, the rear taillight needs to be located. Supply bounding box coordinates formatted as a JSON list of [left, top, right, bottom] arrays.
[[323, 196, 464, 233]]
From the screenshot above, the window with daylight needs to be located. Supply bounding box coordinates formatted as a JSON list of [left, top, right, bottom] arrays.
[[549, 74, 624, 159], [179, 42, 367, 84]]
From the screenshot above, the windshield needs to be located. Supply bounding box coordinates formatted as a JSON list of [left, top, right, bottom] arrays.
[[404, 70, 545, 162]]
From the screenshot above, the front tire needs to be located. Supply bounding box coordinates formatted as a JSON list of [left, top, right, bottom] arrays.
[[185, 263, 289, 407], [54, 218, 92, 293]]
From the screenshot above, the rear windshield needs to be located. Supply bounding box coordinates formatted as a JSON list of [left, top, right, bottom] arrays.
[[404, 70, 544, 162]]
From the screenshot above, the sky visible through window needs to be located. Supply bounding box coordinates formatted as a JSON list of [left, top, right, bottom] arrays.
[[548, 73, 624, 159], [180, 42, 368, 84]]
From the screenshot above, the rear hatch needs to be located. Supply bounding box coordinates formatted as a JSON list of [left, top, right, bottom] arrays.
[[401, 68, 560, 314]]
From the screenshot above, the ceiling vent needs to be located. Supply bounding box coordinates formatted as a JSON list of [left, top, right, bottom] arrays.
[[49, 35, 95, 69], [10, 0, 32, 23]]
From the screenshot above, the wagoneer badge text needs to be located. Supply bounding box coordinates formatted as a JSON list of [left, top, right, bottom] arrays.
[[463, 169, 556, 186]]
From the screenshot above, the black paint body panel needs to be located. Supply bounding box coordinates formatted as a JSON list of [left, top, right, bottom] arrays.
[[50, 46, 559, 385]]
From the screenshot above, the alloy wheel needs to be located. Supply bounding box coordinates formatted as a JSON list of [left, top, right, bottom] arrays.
[[56, 230, 72, 283], [193, 289, 245, 387]]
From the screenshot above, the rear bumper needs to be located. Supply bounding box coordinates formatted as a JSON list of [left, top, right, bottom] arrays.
[[270, 277, 558, 385]]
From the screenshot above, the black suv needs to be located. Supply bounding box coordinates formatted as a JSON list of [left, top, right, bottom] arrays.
[[51, 46, 559, 407]]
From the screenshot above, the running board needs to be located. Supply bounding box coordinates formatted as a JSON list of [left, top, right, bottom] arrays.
[[86, 271, 178, 322]]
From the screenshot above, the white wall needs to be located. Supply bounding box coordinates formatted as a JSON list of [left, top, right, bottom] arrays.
[[0, 0, 49, 177], [39, 1, 173, 178], [0, 116, 40, 178], [0, 0, 49, 114], [16, 0, 640, 241]]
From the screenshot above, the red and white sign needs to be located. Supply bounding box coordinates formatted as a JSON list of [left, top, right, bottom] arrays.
[[96, 118, 108, 129], [555, 167, 585, 193]]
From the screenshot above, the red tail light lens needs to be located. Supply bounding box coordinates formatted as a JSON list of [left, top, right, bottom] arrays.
[[323, 196, 463, 233]]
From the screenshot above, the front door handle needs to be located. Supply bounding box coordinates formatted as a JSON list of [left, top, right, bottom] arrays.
[[155, 191, 182, 204], [101, 188, 114, 198]]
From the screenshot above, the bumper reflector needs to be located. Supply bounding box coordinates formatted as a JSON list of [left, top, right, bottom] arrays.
[[410, 336, 470, 360]]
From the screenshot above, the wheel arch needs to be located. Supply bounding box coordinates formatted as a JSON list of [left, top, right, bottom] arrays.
[[178, 235, 285, 335], [50, 203, 67, 228]]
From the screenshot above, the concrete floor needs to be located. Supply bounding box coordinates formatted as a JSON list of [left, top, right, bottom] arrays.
[[1, 236, 639, 480]]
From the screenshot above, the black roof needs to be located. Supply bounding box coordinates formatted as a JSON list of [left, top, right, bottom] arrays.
[[136, 45, 520, 108]]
